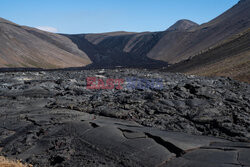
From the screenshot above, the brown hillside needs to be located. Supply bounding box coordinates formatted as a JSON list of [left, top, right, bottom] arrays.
[[167, 29, 250, 83], [0, 18, 91, 69], [147, 0, 250, 64]]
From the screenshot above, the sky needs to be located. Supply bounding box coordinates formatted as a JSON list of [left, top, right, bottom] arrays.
[[0, 0, 239, 34]]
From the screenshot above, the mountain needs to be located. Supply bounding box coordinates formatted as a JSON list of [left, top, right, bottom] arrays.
[[0, 18, 91, 68], [65, 0, 249, 68], [166, 19, 198, 31], [147, 0, 250, 64], [64, 31, 168, 68], [166, 28, 250, 83], [0, 0, 249, 70]]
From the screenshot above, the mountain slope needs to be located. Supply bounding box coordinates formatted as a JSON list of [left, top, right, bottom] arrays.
[[0, 18, 91, 68], [65, 0, 249, 68], [65, 32, 168, 68], [0, 0, 249, 70], [167, 28, 250, 83], [147, 0, 250, 64]]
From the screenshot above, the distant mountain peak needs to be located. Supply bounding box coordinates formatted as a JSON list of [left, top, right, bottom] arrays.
[[167, 19, 199, 31]]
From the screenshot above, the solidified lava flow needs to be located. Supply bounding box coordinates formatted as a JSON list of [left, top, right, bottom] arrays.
[[0, 69, 249, 167]]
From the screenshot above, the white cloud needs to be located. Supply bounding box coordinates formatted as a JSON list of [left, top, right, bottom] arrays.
[[36, 26, 58, 33]]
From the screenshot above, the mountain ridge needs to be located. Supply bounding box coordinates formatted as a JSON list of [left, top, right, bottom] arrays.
[[0, 18, 91, 68], [0, 0, 249, 75], [147, 0, 250, 64]]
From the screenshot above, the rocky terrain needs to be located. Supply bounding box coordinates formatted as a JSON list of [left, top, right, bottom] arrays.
[[167, 28, 250, 83], [0, 1, 249, 166], [0, 69, 249, 166]]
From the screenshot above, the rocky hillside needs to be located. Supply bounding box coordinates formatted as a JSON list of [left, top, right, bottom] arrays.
[[0, 18, 91, 68], [0, 0, 249, 73], [65, 0, 250, 68], [167, 28, 250, 83], [64, 32, 168, 68], [147, 0, 250, 64]]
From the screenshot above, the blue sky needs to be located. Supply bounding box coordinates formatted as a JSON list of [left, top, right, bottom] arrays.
[[1, 0, 239, 34]]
